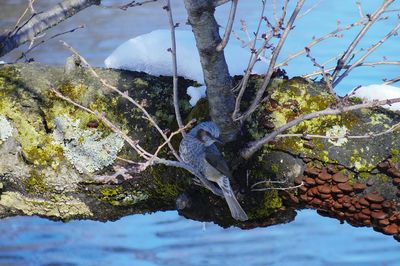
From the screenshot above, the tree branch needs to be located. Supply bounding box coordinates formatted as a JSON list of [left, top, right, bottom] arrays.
[[331, 0, 395, 81], [238, 0, 305, 121], [164, 0, 184, 132], [0, 0, 100, 58], [216, 0, 238, 52]]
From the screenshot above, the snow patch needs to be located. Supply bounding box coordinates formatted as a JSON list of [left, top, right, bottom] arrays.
[[186, 85, 206, 106], [352, 84, 400, 111], [105, 30, 267, 84], [0, 61, 5, 65]]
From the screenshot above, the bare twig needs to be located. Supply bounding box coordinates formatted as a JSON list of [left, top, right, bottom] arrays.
[[331, 0, 394, 81], [241, 96, 400, 159], [383, 76, 400, 85], [272, 0, 279, 24], [149, 119, 195, 163], [276, 16, 378, 68], [304, 47, 337, 99], [164, 0, 184, 132], [14, 0, 37, 29], [333, 21, 400, 87], [15, 25, 85, 62], [297, 0, 322, 19], [216, 0, 238, 51], [100, 0, 160, 10], [303, 61, 400, 78], [232, 0, 267, 118], [237, 0, 305, 121], [214, 0, 230, 7], [251, 180, 304, 192], [28, 0, 36, 13], [356, 0, 364, 18]]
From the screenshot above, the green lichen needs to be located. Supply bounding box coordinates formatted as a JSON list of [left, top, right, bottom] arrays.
[[391, 149, 400, 164], [376, 173, 389, 182], [98, 186, 149, 206], [185, 98, 210, 123], [350, 149, 375, 171], [369, 112, 391, 127], [250, 190, 282, 218], [133, 78, 149, 88], [57, 81, 88, 101], [0, 95, 65, 167], [271, 163, 279, 173], [24, 169, 48, 194], [359, 172, 370, 179], [0, 66, 131, 169], [0, 191, 93, 219], [348, 97, 363, 104]]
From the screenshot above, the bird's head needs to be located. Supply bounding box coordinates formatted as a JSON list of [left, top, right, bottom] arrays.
[[190, 121, 222, 146]]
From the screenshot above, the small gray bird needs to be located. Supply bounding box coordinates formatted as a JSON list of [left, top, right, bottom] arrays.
[[179, 121, 248, 221]]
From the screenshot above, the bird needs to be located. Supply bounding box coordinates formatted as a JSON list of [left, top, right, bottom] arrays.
[[179, 121, 248, 221]]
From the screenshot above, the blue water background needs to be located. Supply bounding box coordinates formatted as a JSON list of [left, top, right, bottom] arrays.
[[0, 1, 399, 265]]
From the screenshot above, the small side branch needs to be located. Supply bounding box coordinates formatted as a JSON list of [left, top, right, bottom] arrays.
[[331, 0, 394, 81], [238, 0, 305, 121], [164, 0, 184, 132], [333, 21, 400, 87], [216, 0, 238, 52], [15, 25, 85, 62]]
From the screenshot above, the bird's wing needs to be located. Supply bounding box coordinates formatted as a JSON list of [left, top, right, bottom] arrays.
[[204, 144, 232, 177]]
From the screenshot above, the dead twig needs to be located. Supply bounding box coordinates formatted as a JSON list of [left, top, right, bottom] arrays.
[[331, 0, 395, 81], [164, 0, 184, 132], [304, 47, 337, 99], [237, 0, 305, 122], [216, 0, 238, 51], [333, 21, 400, 87], [100, 0, 160, 10], [383, 76, 400, 85], [303, 61, 400, 78], [14, 0, 36, 29], [15, 25, 85, 62]]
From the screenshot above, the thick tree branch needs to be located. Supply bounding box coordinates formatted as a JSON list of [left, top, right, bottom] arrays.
[[0, 0, 100, 58]]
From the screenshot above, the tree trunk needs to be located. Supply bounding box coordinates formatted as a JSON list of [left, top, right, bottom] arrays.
[[0, 63, 399, 240], [184, 0, 239, 141]]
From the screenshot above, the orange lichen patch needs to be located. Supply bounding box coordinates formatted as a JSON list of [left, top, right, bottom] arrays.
[[294, 165, 400, 241]]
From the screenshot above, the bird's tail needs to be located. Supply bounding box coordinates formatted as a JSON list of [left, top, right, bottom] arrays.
[[217, 176, 248, 221]]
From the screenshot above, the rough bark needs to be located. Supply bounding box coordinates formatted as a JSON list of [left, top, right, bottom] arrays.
[[0, 63, 399, 240], [0, 0, 100, 58], [184, 0, 239, 142]]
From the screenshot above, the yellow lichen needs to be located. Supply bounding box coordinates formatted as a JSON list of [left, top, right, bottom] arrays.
[[0, 191, 93, 219]]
